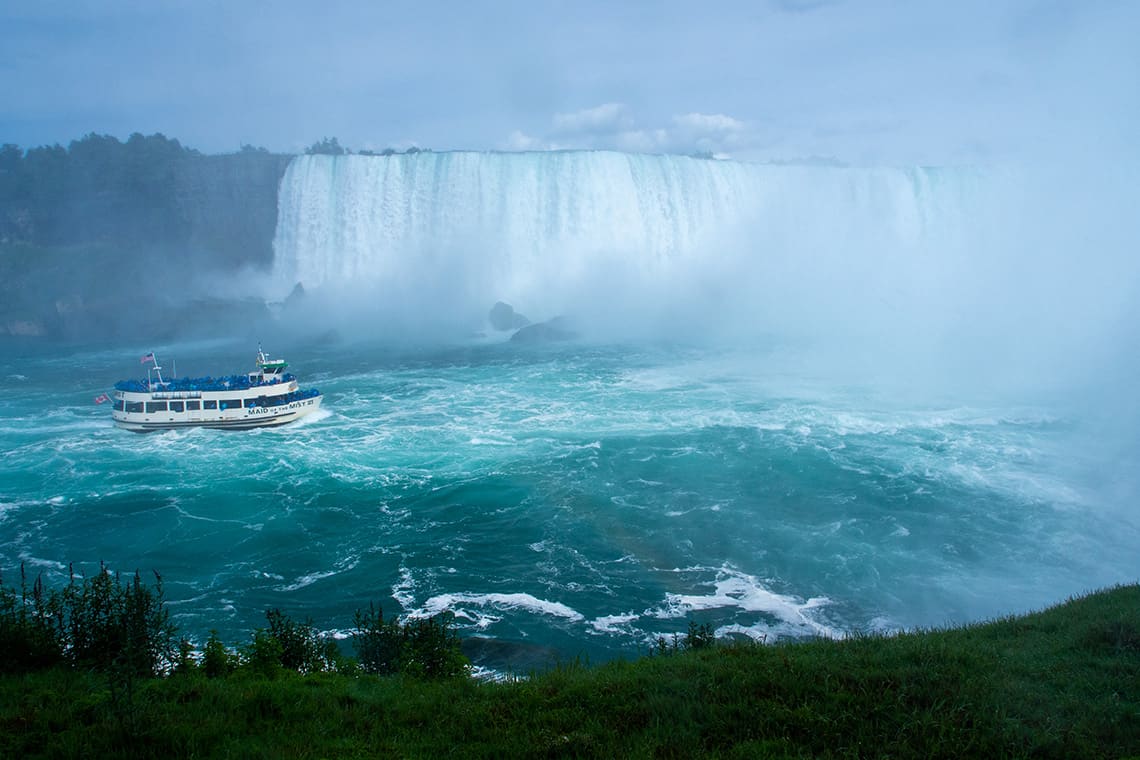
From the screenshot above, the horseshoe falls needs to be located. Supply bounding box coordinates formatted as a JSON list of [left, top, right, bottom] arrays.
[[272, 153, 992, 346], [4, 151, 1138, 675]]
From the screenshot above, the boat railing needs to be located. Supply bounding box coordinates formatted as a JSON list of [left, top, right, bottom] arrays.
[[114, 373, 299, 394]]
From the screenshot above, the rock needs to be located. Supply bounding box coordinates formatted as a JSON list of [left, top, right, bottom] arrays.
[[4, 319, 47, 337], [489, 301, 530, 331], [510, 316, 575, 343], [284, 282, 306, 307]]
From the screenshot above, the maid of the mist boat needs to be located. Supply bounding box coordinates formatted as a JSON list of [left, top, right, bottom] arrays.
[[108, 346, 322, 432]]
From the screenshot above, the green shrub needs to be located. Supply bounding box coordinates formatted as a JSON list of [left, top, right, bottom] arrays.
[[63, 564, 177, 677], [684, 620, 716, 651], [1, 563, 175, 677], [400, 613, 469, 679], [352, 602, 403, 676], [0, 565, 65, 673], [241, 629, 285, 678], [653, 618, 718, 657], [202, 630, 235, 678], [238, 610, 341, 676], [352, 603, 469, 679]]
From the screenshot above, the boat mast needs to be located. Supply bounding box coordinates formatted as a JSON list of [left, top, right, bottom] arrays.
[[148, 354, 166, 388]]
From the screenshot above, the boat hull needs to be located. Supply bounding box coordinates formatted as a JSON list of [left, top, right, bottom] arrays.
[[112, 395, 322, 433]]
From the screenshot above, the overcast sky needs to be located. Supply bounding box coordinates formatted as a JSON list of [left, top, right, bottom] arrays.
[[2, 0, 1137, 164]]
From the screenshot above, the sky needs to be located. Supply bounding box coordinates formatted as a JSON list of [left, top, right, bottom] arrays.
[[1, 0, 1138, 164]]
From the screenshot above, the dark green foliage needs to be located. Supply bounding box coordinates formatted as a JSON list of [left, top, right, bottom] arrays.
[[0, 564, 64, 672], [654, 617, 718, 656], [684, 619, 716, 650], [400, 612, 469, 679], [261, 608, 340, 674], [352, 603, 469, 678], [0, 563, 176, 677], [0, 133, 293, 339], [63, 564, 177, 677], [352, 602, 404, 675], [202, 630, 235, 678], [241, 629, 286, 678], [305, 136, 346, 155]]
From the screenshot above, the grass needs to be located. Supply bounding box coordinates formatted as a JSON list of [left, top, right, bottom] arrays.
[[2, 584, 1138, 758]]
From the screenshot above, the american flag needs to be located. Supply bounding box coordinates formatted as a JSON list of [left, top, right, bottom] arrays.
[[140, 352, 155, 364], [94, 393, 111, 404]]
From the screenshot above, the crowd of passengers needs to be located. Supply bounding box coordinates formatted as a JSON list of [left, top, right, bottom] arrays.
[[114, 373, 297, 393]]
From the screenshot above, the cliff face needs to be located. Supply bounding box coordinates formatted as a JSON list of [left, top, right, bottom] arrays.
[[174, 152, 294, 270], [0, 135, 293, 339]]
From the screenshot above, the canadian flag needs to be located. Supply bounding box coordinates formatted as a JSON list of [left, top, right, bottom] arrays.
[[94, 393, 111, 404]]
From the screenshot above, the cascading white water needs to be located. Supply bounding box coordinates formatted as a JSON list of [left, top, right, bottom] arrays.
[[272, 151, 989, 338]]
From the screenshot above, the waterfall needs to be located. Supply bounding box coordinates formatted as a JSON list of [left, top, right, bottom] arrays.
[[272, 151, 987, 337]]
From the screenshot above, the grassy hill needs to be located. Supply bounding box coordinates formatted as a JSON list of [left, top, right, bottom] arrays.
[[2, 584, 1138, 758]]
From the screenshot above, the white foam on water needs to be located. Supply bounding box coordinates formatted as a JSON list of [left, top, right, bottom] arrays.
[[648, 566, 841, 639], [278, 556, 360, 592], [591, 613, 639, 634], [392, 566, 417, 610], [470, 665, 522, 683], [289, 408, 333, 427], [415, 592, 585, 623]]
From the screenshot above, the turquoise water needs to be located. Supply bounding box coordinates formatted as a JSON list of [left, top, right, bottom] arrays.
[[3, 335, 1136, 673]]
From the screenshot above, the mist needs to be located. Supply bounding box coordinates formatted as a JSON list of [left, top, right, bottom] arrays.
[[266, 151, 1136, 402]]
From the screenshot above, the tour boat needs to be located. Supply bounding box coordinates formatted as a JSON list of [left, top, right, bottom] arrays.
[[108, 347, 322, 432]]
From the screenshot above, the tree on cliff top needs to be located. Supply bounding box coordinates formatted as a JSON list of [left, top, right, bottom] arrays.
[[306, 137, 347, 155]]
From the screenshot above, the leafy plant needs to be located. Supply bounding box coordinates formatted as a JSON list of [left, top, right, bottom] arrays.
[[202, 630, 235, 678], [0, 564, 65, 673], [352, 603, 469, 679], [352, 602, 404, 676]]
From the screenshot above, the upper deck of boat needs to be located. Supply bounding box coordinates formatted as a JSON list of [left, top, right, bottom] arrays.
[[114, 373, 297, 394]]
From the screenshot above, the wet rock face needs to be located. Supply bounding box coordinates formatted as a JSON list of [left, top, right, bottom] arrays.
[[3, 319, 46, 337], [510, 316, 575, 343], [489, 301, 530, 331]]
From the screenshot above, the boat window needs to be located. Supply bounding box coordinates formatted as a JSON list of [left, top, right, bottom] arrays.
[[220, 398, 242, 410], [203, 400, 218, 410], [186, 400, 200, 411], [126, 401, 144, 413], [146, 402, 168, 413], [169, 401, 184, 412], [113, 400, 125, 411]]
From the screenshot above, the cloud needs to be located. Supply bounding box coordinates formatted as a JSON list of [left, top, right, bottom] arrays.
[[504, 130, 548, 151], [505, 105, 759, 157], [551, 103, 634, 135], [672, 113, 746, 134]]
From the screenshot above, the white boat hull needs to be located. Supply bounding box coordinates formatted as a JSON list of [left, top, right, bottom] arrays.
[[112, 395, 322, 432]]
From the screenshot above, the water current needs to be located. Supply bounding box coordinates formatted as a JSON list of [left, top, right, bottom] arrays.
[[3, 336, 1135, 674]]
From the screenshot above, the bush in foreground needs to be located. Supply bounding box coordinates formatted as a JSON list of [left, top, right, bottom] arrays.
[[0, 564, 468, 681]]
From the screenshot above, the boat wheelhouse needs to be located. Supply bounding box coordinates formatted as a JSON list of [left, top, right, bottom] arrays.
[[109, 347, 322, 432]]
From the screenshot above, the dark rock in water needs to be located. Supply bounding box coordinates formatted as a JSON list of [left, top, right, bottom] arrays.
[[510, 316, 575, 343], [460, 636, 565, 675], [284, 282, 306, 307], [489, 301, 530, 331]]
